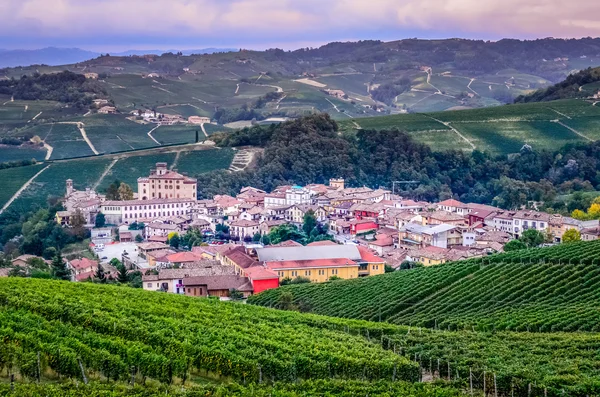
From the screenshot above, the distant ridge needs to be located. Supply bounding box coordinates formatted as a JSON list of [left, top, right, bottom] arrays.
[[0, 47, 236, 68]]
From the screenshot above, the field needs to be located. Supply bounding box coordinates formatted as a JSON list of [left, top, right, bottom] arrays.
[[97, 152, 177, 191], [8, 157, 112, 213], [174, 148, 235, 176], [341, 100, 600, 155], [81, 114, 160, 154], [0, 145, 46, 163], [0, 164, 46, 208], [249, 240, 600, 332]]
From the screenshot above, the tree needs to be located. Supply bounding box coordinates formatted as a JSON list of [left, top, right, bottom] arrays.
[[95, 212, 106, 228], [252, 233, 262, 242], [572, 209, 588, 220], [302, 210, 317, 236], [290, 276, 311, 284], [268, 224, 306, 245], [118, 183, 134, 201], [94, 263, 107, 283], [135, 234, 144, 243], [504, 239, 527, 252], [277, 291, 295, 310], [520, 229, 545, 248], [229, 288, 244, 301], [105, 180, 121, 200], [169, 233, 180, 249], [51, 252, 71, 280], [70, 209, 88, 238], [117, 264, 129, 284], [588, 203, 600, 219], [562, 229, 581, 243], [384, 264, 395, 273]]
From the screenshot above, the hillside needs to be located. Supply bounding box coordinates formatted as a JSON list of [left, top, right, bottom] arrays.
[[248, 240, 600, 332], [515, 67, 600, 103], [4, 275, 600, 395]]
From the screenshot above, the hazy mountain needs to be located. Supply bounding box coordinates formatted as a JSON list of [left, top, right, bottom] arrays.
[[0, 47, 236, 68]]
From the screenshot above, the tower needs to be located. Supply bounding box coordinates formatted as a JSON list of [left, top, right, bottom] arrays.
[[66, 179, 74, 197], [329, 178, 345, 190]]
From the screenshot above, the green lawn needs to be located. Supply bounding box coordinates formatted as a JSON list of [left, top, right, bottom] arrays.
[[0, 164, 46, 208]]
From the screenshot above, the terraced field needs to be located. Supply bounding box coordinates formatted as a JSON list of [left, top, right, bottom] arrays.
[[249, 240, 600, 332], [175, 148, 235, 176], [341, 99, 600, 155]]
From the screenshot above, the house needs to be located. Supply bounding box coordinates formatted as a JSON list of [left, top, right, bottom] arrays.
[[468, 209, 498, 227], [242, 266, 280, 293], [146, 248, 177, 268], [421, 211, 466, 226], [285, 186, 312, 206], [492, 210, 550, 237], [286, 205, 327, 223], [329, 178, 345, 190], [264, 192, 286, 208], [68, 258, 99, 282], [367, 235, 395, 256], [11, 255, 49, 268], [581, 227, 600, 241], [142, 265, 237, 294], [349, 218, 378, 236], [437, 199, 468, 215], [399, 223, 460, 249], [138, 242, 171, 260], [145, 222, 180, 238], [183, 275, 254, 298], [188, 116, 211, 125], [98, 106, 117, 114], [549, 216, 599, 242], [166, 251, 204, 267], [137, 163, 197, 201], [259, 219, 287, 235], [230, 220, 260, 240]]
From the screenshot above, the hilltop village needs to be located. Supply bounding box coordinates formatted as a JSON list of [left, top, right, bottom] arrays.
[[14, 161, 591, 299]]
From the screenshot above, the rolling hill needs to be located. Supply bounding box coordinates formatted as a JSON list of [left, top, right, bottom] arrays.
[[515, 67, 600, 103], [248, 240, 600, 332]]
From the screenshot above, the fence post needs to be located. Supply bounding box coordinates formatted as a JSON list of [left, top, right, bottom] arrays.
[[494, 373, 498, 397], [10, 374, 14, 391], [484, 371, 486, 397], [78, 358, 88, 385], [36, 351, 41, 383], [392, 363, 397, 382]]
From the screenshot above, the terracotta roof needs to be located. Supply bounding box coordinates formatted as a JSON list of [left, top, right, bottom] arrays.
[[438, 199, 465, 207], [70, 258, 99, 270], [230, 220, 259, 227], [184, 275, 254, 292], [146, 223, 179, 230], [167, 251, 203, 263], [357, 246, 385, 263], [244, 266, 280, 280], [138, 242, 170, 250], [143, 265, 237, 281], [148, 236, 168, 243], [75, 271, 95, 282], [268, 240, 303, 247], [223, 247, 259, 269], [148, 170, 197, 182], [368, 236, 394, 247], [307, 240, 338, 246]]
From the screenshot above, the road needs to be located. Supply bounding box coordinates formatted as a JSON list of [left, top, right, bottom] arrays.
[[427, 116, 476, 150], [92, 158, 119, 190], [147, 125, 161, 144], [554, 120, 592, 142], [200, 123, 208, 137], [325, 98, 353, 118], [57, 122, 99, 155], [0, 165, 51, 215]]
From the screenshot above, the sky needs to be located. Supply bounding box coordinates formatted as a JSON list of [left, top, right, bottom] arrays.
[[1, 0, 599, 51]]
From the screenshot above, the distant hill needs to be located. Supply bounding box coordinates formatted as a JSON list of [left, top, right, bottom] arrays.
[[515, 67, 600, 103], [0, 47, 236, 68]]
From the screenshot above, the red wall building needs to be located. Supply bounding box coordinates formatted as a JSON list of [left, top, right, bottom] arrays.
[[244, 267, 280, 294]]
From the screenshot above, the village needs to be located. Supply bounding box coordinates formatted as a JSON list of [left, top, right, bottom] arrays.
[[32, 161, 599, 300]]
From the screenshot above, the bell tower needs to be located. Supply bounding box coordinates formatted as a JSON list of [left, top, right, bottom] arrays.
[[66, 179, 74, 197]]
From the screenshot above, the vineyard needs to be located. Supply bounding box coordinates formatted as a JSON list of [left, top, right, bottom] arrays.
[[248, 240, 600, 332], [0, 278, 419, 388]]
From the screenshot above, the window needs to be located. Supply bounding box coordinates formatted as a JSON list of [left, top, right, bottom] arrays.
[[305, 270, 311, 276], [147, 283, 152, 288], [291, 271, 297, 277]]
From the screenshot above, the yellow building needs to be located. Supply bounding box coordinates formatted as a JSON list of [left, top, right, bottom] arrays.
[[137, 162, 197, 200], [269, 259, 360, 283]]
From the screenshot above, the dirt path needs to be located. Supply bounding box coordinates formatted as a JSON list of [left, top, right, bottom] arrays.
[[235, 84, 240, 95], [2, 96, 14, 105], [28, 111, 42, 123], [426, 116, 476, 150], [467, 79, 479, 96], [152, 85, 175, 95], [325, 98, 353, 118], [200, 123, 208, 137], [43, 142, 53, 160], [547, 107, 572, 120], [0, 165, 51, 215], [352, 121, 362, 129], [229, 149, 254, 172], [83, 110, 92, 117], [116, 135, 135, 150], [24, 105, 28, 111], [554, 120, 593, 142], [171, 151, 182, 169], [192, 97, 209, 104], [275, 94, 287, 109], [57, 122, 99, 155], [593, 101, 599, 107], [92, 158, 119, 190], [157, 103, 201, 110], [252, 83, 283, 93], [373, 63, 377, 72], [147, 125, 161, 144]]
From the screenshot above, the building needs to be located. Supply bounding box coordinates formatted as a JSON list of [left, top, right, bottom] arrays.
[[581, 227, 600, 241], [98, 106, 117, 114], [264, 192, 286, 208], [255, 244, 385, 282], [183, 275, 253, 298], [100, 198, 195, 225], [549, 216, 599, 242], [188, 116, 211, 124], [285, 186, 312, 206], [142, 265, 238, 294], [68, 258, 99, 282], [492, 210, 550, 237], [399, 223, 460, 249], [329, 178, 345, 190], [137, 163, 197, 200], [144, 222, 180, 238], [230, 220, 260, 240]]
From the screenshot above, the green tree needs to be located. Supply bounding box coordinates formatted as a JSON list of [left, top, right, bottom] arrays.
[[520, 229, 545, 248], [277, 291, 295, 310], [169, 233, 180, 249], [252, 232, 262, 242], [105, 180, 121, 200], [504, 239, 527, 252], [302, 210, 317, 236], [562, 229, 581, 243], [229, 289, 244, 301], [135, 234, 144, 243], [118, 183, 134, 201], [51, 252, 71, 280], [94, 264, 107, 283], [384, 264, 395, 273], [268, 224, 306, 245], [290, 276, 311, 284], [95, 212, 106, 228], [117, 264, 129, 284]]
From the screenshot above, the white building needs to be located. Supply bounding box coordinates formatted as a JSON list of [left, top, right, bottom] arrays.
[[100, 198, 196, 225], [264, 192, 286, 208], [285, 186, 312, 206]]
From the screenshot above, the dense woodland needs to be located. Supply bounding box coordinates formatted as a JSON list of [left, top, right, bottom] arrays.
[[0, 71, 106, 109], [515, 67, 600, 103], [201, 114, 600, 213]]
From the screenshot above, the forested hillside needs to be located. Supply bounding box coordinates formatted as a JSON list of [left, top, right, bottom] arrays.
[[515, 67, 600, 103], [201, 114, 600, 213], [248, 240, 600, 332]]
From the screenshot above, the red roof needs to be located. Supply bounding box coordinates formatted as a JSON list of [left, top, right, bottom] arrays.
[[75, 271, 95, 282], [166, 251, 203, 263], [369, 236, 394, 247], [265, 258, 358, 270], [70, 258, 98, 270], [244, 266, 280, 280], [357, 246, 385, 263], [148, 235, 168, 243], [438, 199, 464, 207]]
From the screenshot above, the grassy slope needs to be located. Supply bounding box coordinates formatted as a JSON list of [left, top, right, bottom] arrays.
[[248, 240, 600, 332]]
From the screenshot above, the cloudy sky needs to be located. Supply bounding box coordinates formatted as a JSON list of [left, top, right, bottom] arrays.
[[1, 0, 599, 51]]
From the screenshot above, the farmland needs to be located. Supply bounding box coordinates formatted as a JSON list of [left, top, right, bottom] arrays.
[[0, 164, 46, 209], [174, 148, 235, 176], [339, 99, 600, 155], [249, 240, 600, 332]]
